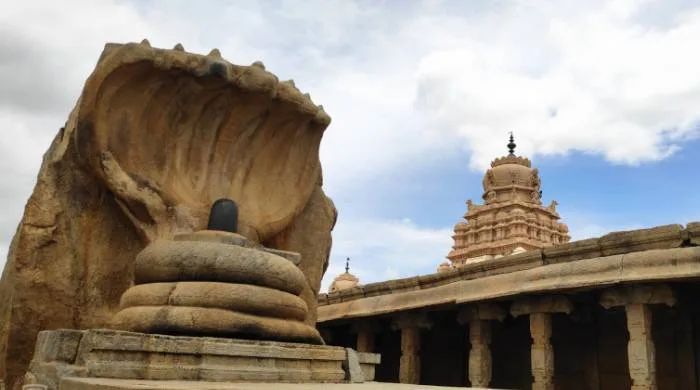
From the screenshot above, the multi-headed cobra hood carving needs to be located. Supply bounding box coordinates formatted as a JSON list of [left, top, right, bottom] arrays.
[[68, 40, 331, 243]]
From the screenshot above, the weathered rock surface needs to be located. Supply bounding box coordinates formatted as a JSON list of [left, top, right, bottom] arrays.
[[0, 41, 336, 389]]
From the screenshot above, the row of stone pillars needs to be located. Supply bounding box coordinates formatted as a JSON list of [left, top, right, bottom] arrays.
[[350, 284, 675, 390]]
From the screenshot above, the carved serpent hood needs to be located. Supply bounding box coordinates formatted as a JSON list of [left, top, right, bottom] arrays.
[[70, 41, 331, 243]]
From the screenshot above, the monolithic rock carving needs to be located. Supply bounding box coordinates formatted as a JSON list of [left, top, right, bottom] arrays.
[[112, 200, 323, 344], [0, 41, 337, 389]]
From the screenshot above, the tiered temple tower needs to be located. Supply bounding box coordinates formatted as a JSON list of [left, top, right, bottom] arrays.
[[444, 134, 570, 268]]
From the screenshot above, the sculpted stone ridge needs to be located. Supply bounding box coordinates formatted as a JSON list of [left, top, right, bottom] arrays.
[[0, 41, 337, 389]]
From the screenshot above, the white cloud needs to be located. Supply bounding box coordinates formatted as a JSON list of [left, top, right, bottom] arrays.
[[560, 207, 650, 241], [413, 0, 700, 170], [1, 0, 699, 286], [321, 218, 453, 292]]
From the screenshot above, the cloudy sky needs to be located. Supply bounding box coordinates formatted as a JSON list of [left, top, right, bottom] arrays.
[[1, 0, 699, 292]]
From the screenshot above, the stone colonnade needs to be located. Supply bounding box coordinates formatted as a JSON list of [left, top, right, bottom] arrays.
[[347, 284, 675, 389]]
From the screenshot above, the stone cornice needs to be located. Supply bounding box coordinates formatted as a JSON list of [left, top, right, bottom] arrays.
[[452, 222, 569, 238], [448, 238, 556, 260], [464, 199, 562, 221], [456, 218, 568, 232]]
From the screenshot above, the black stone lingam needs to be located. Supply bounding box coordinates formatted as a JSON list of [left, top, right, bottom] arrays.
[[207, 198, 239, 233]]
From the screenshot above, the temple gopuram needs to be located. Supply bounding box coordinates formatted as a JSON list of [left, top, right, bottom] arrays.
[[318, 136, 700, 390], [443, 134, 570, 270]]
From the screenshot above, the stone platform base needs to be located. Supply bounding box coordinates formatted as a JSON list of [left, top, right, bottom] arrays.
[[59, 378, 496, 390], [26, 329, 380, 390]]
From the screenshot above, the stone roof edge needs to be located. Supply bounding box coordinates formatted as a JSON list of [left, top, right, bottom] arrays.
[[318, 222, 700, 307], [317, 245, 700, 323]]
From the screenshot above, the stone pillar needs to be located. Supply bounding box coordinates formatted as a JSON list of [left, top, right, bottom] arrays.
[[392, 313, 432, 384], [675, 313, 697, 390], [400, 327, 421, 384], [626, 304, 656, 390], [530, 312, 554, 390], [457, 304, 506, 388], [352, 321, 378, 353], [511, 295, 574, 390], [600, 284, 676, 390]]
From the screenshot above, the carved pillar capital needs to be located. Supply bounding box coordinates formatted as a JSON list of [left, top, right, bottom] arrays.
[[457, 303, 506, 325], [391, 312, 432, 331], [599, 284, 675, 309], [510, 295, 573, 317], [350, 320, 379, 334]]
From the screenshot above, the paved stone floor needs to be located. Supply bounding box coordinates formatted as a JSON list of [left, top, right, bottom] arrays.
[[60, 378, 496, 390]]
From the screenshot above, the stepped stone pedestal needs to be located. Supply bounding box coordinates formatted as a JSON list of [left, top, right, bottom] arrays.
[[25, 329, 380, 390]]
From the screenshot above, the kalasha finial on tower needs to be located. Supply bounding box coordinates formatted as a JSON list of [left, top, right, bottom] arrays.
[[345, 257, 350, 273], [507, 132, 516, 155]]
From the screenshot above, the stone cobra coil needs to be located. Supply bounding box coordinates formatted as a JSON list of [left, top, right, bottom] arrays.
[[112, 232, 323, 344]]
